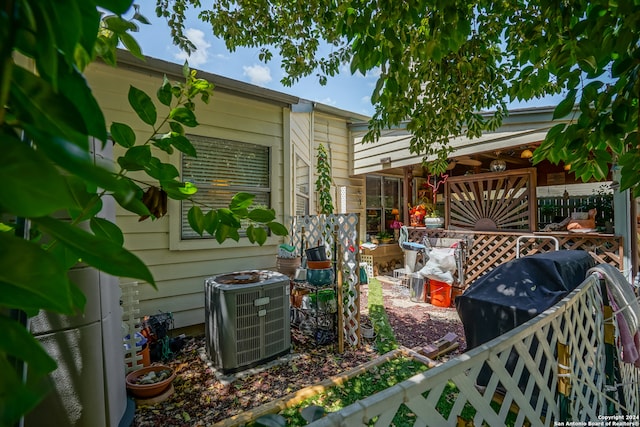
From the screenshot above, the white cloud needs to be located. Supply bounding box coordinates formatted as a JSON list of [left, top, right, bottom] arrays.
[[369, 68, 382, 78], [174, 28, 211, 67], [361, 95, 371, 104], [343, 64, 381, 80], [319, 97, 338, 107], [242, 64, 272, 86]]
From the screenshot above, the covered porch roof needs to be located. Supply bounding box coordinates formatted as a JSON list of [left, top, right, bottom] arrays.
[[351, 106, 562, 176]]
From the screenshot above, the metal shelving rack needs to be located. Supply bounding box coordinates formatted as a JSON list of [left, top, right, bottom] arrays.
[[290, 281, 337, 345]]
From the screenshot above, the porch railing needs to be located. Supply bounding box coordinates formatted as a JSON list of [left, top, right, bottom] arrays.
[[537, 194, 613, 229], [406, 227, 624, 286], [310, 274, 640, 426]]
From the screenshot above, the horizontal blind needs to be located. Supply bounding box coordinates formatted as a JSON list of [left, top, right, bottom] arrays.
[[184, 136, 270, 190], [295, 194, 309, 217], [181, 136, 271, 239], [295, 154, 310, 216]]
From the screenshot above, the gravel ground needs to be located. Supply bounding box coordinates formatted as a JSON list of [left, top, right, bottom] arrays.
[[132, 278, 466, 426], [360, 277, 466, 356]]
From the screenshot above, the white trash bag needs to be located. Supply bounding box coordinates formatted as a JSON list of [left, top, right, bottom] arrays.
[[418, 247, 457, 284]]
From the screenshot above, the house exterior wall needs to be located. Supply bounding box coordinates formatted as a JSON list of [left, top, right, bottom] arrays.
[[84, 60, 292, 329], [312, 112, 365, 234], [290, 110, 364, 212], [290, 111, 313, 216], [83, 56, 366, 329]]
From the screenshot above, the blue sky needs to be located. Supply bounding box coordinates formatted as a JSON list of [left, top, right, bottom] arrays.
[[128, 3, 561, 117], [128, 3, 378, 116]]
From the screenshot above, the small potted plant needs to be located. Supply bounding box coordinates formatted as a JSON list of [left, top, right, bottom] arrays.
[[125, 365, 176, 399], [276, 244, 301, 278], [409, 204, 426, 226], [359, 314, 376, 339], [424, 210, 444, 229], [409, 199, 437, 227], [377, 231, 393, 244]]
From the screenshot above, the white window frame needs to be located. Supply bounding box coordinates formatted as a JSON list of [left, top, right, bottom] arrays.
[[295, 153, 311, 216], [169, 135, 278, 250]]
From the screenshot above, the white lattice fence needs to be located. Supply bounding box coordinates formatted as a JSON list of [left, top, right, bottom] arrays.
[[289, 214, 360, 347], [360, 255, 374, 280], [121, 281, 144, 373], [407, 228, 625, 287], [619, 360, 640, 412], [310, 274, 640, 426]]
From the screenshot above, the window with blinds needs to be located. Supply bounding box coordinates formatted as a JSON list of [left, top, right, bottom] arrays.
[[295, 154, 310, 216], [181, 136, 271, 239]]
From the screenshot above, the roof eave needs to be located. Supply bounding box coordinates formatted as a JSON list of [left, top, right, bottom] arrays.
[[112, 49, 300, 108]]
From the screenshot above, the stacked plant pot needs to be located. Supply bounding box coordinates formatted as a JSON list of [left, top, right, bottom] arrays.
[[305, 246, 334, 286]]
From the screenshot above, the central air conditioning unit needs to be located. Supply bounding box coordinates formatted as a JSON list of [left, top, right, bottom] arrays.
[[205, 270, 291, 374]]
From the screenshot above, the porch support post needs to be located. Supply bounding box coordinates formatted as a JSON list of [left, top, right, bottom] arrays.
[[612, 165, 634, 281], [403, 166, 413, 225]]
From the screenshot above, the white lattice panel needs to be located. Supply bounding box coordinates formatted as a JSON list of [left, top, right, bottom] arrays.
[[289, 214, 360, 347], [309, 274, 640, 426], [360, 254, 374, 279], [121, 281, 144, 373]]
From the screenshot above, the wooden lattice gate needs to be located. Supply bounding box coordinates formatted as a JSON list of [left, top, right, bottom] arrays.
[[407, 228, 624, 287]]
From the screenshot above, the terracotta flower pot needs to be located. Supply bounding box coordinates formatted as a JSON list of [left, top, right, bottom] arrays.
[[307, 260, 331, 269], [126, 365, 175, 399]]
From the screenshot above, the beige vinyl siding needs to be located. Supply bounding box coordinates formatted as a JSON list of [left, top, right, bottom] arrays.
[[84, 61, 289, 329], [291, 112, 313, 163], [313, 113, 365, 233], [291, 112, 313, 215], [314, 114, 349, 184]]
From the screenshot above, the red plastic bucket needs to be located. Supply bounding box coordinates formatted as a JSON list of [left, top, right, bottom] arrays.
[[429, 280, 452, 307]]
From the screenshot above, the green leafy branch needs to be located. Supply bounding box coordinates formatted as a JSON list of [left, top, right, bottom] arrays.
[[315, 143, 334, 215], [110, 63, 288, 245], [0, 1, 287, 424], [0, 1, 158, 422], [159, 0, 640, 196]]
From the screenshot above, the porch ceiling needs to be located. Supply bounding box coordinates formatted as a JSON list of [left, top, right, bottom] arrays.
[[352, 106, 562, 176], [353, 126, 549, 176]]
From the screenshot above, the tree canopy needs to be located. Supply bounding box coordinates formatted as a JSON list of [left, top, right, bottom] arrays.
[[158, 0, 640, 196], [1, 1, 286, 423]]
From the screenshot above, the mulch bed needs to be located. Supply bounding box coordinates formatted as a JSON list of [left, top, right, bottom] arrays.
[[132, 278, 467, 426]]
